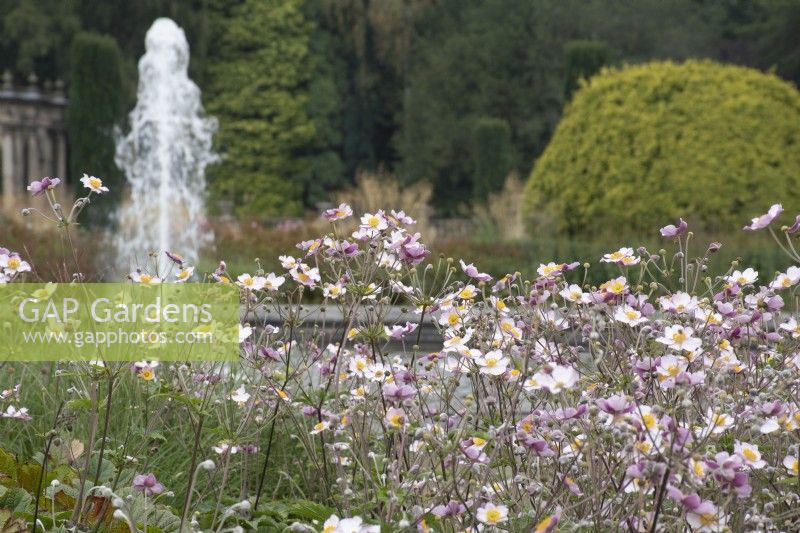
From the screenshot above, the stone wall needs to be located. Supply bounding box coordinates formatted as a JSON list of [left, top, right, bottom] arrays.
[[0, 72, 67, 207]]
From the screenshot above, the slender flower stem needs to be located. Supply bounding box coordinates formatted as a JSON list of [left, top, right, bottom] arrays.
[[179, 413, 205, 531], [254, 320, 295, 510], [93, 373, 115, 486], [32, 402, 64, 533], [72, 382, 100, 524]]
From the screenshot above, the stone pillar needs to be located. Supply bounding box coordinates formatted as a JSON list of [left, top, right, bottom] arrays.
[[39, 127, 53, 177], [56, 130, 67, 180], [1, 132, 14, 207], [12, 129, 24, 196], [27, 132, 39, 184]]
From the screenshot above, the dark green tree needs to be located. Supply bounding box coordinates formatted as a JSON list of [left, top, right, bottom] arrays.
[[748, 0, 800, 86], [73, 0, 212, 101], [67, 31, 126, 225], [317, 0, 434, 181], [471, 117, 512, 201], [296, 0, 347, 207], [398, 0, 564, 213], [0, 0, 80, 82], [204, 0, 316, 217], [563, 40, 609, 98]]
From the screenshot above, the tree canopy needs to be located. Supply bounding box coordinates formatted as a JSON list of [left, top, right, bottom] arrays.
[[203, 0, 315, 217], [1, 0, 799, 220]]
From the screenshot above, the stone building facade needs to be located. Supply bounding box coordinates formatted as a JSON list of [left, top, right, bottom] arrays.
[[0, 72, 68, 207]]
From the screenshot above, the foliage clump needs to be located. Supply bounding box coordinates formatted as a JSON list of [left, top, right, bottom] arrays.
[[204, 0, 315, 217], [524, 60, 800, 234], [68, 32, 126, 225], [563, 39, 609, 98]]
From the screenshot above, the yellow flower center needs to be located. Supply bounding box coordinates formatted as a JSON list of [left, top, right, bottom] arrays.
[[625, 310, 639, 320], [535, 516, 553, 532], [642, 413, 656, 429], [140, 369, 154, 381], [368, 216, 380, 227], [700, 513, 716, 526], [388, 414, 403, 427], [140, 274, 152, 284], [7, 258, 20, 269], [607, 281, 625, 294], [89, 177, 103, 189], [485, 509, 502, 524], [671, 331, 686, 343], [485, 357, 497, 367], [742, 448, 758, 462]]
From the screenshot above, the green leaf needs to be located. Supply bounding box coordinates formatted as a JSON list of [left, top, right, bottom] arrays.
[[65, 398, 94, 411], [253, 500, 290, 521], [0, 449, 17, 479], [0, 509, 28, 532], [0, 486, 32, 512], [287, 499, 333, 522], [16, 464, 41, 494]]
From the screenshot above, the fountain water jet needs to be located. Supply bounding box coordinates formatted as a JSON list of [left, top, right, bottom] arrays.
[[114, 18, 217, 270]]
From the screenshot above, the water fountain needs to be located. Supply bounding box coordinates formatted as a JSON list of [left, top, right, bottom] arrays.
[[114, 18, 218, 270]]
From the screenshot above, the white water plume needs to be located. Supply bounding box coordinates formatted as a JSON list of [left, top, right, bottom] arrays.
[[114, 18, 217, 270]]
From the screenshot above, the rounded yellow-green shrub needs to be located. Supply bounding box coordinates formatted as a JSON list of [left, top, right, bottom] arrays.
[[524, 60, 800, 235]]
